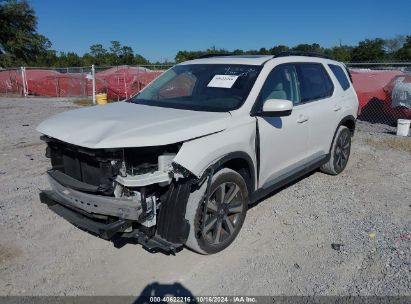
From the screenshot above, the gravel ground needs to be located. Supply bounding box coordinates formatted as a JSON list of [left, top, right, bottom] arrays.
[[0, 97, 410, 297]]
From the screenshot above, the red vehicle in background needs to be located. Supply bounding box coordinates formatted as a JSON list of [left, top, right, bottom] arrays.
[[350, 69, 411, 121]]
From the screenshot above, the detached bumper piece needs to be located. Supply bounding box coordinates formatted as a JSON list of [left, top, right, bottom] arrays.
[[40, 190, 183, 253], [40, 191, 132, 240]]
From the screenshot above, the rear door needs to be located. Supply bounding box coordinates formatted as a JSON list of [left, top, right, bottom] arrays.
[[295, 63, 337, 159]]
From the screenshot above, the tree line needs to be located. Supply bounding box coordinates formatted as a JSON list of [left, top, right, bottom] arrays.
[[1, 0, 410, 68], [175, 37, 411, 63]]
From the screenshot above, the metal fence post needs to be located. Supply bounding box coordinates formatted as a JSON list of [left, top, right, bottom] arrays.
[[21, 66, 28, 97], [92, 64, 96, 104]]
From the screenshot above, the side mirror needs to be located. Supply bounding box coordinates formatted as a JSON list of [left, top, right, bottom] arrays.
[[261, 99, 293, 116]]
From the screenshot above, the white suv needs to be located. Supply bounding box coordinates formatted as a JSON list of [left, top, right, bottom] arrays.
[[37, 53, 358, 254]]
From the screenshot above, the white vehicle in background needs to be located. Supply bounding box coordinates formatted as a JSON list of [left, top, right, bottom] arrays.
[[37, 52, 358, 254]]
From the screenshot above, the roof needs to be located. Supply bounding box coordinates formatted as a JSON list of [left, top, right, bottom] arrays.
[[179, 52, 339, 66], [179, 55, 274, 66]]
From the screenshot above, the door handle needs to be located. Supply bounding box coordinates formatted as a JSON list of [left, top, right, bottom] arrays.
[[297, 115, 309, 123], [333, 104, 342, 111]]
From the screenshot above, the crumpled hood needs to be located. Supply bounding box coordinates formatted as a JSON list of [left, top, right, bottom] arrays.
[[37, 102, 231, 148]]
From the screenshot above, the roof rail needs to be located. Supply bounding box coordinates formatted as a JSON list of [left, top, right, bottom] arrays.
[[196, 53, 232, 59], [274, 51, 334, 60]]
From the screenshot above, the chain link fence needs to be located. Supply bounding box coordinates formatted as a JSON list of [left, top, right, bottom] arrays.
[[346, 62, 411, 133], [0, 64, 172, 101]]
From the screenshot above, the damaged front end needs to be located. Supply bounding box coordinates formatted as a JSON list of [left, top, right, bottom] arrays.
[[39, 136, 197, 254]]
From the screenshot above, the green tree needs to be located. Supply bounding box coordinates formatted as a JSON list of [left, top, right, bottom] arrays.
[[108, 40, 122, 65], [292, 43, 323, 53], [384, 35, 405, 54], [351, 38, 386, 61], [269, 45, 289, 55], [0, 0, 51, 66], [394, 36, 411, 60], [326, 46, 353, 62], [258, 47, 270, 55], [120, 45, 134, 65], [89, 44, 107, 65], [232, 49, 245, 55], [35, 50, 58, 66], [81, 53, 95, 66], [175, 47, 230, 62], [64, 52, 82, 67], [244, 49, 259, 55], [133, 54, 150, 65]]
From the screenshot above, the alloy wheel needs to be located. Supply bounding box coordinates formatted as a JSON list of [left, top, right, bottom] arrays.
[[202, 182, 245, 245], [334, 130, 350, 171]]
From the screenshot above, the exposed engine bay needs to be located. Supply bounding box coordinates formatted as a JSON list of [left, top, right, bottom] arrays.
[[40, 135, 199, 253]]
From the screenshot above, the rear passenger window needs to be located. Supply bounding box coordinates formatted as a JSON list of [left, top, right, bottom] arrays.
[[297, 63, 334, 102], [328, 64, 350, 90]]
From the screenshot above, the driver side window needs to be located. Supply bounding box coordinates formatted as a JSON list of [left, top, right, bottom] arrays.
[[260, 64, 300, 106]]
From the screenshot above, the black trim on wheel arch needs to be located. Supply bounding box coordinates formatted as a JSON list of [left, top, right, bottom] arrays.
[[330, 115, 356, 154], [156, 179, 192, 244], [203, 151, 256, 194]]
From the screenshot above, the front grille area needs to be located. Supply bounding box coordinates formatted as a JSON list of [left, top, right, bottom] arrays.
[[44, 138, 122, 195]]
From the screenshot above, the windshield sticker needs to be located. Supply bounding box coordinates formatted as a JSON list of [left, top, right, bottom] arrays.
[[207, 75, 239, 88], [223, 67, 259, 77]]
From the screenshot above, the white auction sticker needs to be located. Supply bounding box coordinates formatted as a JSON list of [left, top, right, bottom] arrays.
[[207, 75, 239, 88]]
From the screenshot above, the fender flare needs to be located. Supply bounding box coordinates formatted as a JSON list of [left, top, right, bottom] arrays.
[[200, 151, 256, 193], [329, 115, 356, 154]]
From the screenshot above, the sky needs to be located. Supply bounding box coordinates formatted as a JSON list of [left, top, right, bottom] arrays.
[[30, 0, 411, 62]]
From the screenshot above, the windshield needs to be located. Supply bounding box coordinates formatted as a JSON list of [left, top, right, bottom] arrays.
[[130, 64, 262, 112]]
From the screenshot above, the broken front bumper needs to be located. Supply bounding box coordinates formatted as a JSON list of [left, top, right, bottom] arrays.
[[40, 190, 132, 239], [40, 191, 181, 254], [45, 170, 142, 220], [40, 170, 192, 254]]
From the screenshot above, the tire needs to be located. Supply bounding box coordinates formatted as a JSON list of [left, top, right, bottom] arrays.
[[184, 168, 248, 254], [321, 126, 351, 175]]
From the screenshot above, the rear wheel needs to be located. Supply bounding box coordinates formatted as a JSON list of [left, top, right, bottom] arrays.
[[321, 126, 351, 175], [185, 168, 248, 254]]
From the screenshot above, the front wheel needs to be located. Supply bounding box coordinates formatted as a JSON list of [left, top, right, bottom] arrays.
[[184, 168, 248, 254], [321, 126, 351, 175]]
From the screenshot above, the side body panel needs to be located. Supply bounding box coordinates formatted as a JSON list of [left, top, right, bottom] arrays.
[[257, 107, 309, 189], [304, 97, 339, 158], [310, 63, 359, 153], [173, 116, 257, 190]]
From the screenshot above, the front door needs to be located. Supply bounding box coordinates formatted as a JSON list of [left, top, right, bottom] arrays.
[[256, 64, 309, 189]]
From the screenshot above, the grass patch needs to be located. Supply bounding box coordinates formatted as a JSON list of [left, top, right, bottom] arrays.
[[73, 98, 94, 107], [0, 105, 16, 110], [366, 137, 411, 153]]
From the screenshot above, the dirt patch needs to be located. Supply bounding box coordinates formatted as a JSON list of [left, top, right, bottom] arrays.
[[73, 98, 95, 107], [366, 137, 411, 153], [0, 246, 22, 264], [0, 106, 16, 110]]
